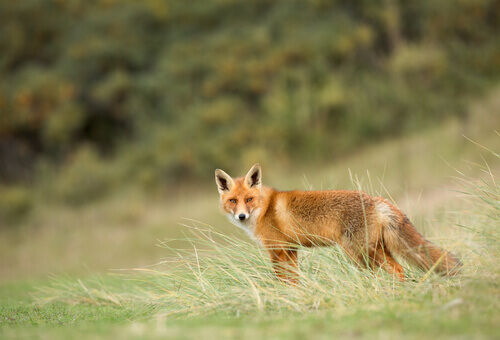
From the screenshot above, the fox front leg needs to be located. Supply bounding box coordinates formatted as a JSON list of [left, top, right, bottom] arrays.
[[268, 248, 299, 285]]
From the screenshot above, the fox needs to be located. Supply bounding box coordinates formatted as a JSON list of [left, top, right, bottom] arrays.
[[215, 164, 461, 284]]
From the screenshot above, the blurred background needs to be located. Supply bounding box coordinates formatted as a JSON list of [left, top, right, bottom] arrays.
[[0, 0, 499, 281]]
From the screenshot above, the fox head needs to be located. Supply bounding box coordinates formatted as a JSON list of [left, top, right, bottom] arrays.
[[215, 164, 262, 224]]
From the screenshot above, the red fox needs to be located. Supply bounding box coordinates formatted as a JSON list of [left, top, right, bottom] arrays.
[[215, 164, 460, 283]]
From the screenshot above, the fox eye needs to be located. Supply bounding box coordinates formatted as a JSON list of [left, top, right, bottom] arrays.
[[246, 197, 253, 203], [229, 199, 237, 204]]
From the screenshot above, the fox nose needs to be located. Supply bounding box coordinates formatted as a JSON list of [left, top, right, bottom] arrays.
[[238, 214, 246, 221]]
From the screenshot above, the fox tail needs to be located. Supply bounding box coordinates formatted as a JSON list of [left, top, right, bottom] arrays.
[[381, 207, 461, 276]]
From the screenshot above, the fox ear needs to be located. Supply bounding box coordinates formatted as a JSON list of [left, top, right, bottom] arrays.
[[245, 163, 262, 189], [215, 169, 234, 194]]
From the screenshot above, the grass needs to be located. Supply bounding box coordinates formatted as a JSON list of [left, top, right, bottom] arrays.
[[2, 267, 499, 339]]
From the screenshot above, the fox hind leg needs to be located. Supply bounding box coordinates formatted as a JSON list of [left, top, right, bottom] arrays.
[[369, 247, 405, 281]]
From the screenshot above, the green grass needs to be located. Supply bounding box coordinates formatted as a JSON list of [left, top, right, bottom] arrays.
[[1, 278, 499, 339], [0, 280, 134, 339]]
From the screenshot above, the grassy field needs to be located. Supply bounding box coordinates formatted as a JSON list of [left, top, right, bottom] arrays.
[[1, 93, 499, 338]]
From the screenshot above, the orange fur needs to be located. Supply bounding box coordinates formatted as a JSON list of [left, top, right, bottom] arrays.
[[215, 164, 461, 283]]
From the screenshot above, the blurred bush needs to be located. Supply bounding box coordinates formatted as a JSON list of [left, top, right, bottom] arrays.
[[0, 0, 499, 195], [51, 146, 117, 206], [0, 186, 32, 224]]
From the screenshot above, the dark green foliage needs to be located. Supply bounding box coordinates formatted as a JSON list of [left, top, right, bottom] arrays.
[[0, 0, 499, 188]]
